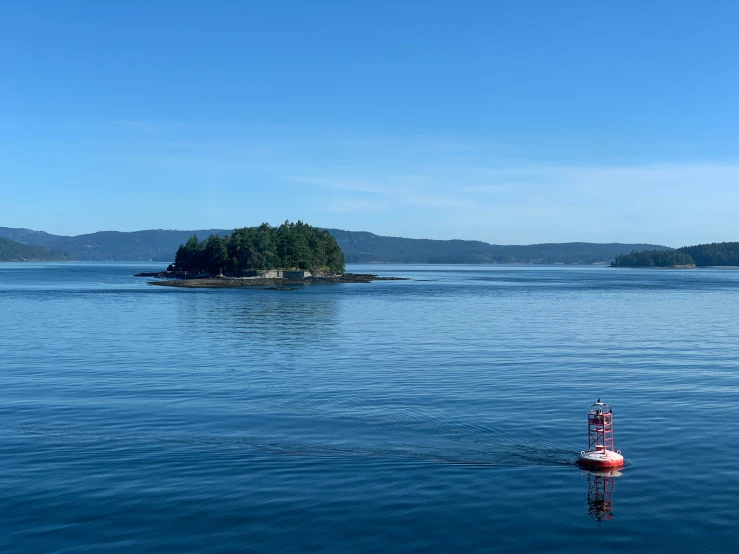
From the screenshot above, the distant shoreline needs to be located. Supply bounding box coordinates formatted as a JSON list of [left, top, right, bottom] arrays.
[[0, 259, 76, 263], [0, 226, 669, 265], [611, 264, 697, 269]]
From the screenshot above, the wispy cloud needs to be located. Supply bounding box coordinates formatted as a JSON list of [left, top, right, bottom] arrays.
[[287, 176, 397, 195], [453, 184, 509, 194], [324, 198, 389, 213], [287, 174, 475, 210], [75, 119, 739, 242]]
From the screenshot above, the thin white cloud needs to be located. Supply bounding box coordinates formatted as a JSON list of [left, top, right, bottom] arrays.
[[83, 118, 739, 242], [454, 184, 509, 194], [287, 175, 474, 209], [324, 198, 389, 213], [282, 160, 739, 245], [286, 176, 396, 195]]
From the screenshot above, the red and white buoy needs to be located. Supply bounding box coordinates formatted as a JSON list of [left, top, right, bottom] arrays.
[[577, 400, 624, 468]]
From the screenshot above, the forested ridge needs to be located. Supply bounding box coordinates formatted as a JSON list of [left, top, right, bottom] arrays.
[[0, 225, 669, 264], [173, 221, 345, 275], [328, 230, 665, 264], [0, 237, 75, 262]]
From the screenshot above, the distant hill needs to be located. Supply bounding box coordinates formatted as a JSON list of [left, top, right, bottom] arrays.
[[0, 237, 75, 262], [329, 229, 667, 264], [0, 227, 229, 262], [0, 227, 62, 246], [0, 226, 668, 264]]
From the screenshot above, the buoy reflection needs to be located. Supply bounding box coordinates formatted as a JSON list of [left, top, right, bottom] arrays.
[[584, 468, 622, 523]]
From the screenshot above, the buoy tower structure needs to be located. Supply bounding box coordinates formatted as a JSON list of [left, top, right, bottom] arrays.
[[577, 400, 624, 468]]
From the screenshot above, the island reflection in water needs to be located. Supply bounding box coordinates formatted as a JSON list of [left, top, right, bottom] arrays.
[[584, 468, 623, 523]]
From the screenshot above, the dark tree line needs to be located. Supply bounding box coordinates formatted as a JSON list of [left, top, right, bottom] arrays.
[[611, 250, 695, 267], [612, 242, 739, 267], [677, 242, 739, 266], [172, 221, 345, 275]]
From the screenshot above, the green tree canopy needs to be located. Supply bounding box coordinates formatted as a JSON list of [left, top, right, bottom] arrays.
[[173, 221, 345, 275]]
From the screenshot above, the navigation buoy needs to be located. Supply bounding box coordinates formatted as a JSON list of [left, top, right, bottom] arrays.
[[577, 400, 624, 468]]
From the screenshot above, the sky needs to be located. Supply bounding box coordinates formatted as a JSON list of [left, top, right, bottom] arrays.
[[1, 1, 738, 246]]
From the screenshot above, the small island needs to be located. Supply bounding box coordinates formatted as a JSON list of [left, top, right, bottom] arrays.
[[141, 221, 405, 288]]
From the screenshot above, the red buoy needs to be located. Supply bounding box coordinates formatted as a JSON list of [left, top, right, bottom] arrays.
[[577, 400, 624, 468]]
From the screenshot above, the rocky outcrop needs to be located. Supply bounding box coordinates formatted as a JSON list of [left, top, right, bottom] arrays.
[[146, 273, 407, 288]]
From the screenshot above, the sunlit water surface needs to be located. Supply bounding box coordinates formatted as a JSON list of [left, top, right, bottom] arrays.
[[1, 263, 738, 552]]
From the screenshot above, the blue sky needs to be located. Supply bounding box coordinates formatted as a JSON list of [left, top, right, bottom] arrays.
[[1, 1, 738, 246]]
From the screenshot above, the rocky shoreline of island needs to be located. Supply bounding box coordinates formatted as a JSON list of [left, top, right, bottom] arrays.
[[140, 273, 408, 288]]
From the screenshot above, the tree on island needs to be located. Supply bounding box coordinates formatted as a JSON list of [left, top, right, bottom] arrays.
[[172, 221, 345, 275]]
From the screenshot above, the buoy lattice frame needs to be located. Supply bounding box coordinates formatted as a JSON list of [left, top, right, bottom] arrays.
[[588, 402, 614, 452]]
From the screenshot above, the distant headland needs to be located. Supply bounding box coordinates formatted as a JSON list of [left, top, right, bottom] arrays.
[[611, 242, 739, 268], [0, 237, 75, 262]]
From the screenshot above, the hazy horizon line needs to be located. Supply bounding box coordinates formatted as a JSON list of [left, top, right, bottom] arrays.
[[0, 224, 683, 248]]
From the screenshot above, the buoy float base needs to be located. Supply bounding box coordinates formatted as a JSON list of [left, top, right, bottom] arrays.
[[578, 449, 624, 468]]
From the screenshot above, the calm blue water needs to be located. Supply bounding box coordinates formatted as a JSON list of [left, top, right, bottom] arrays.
[[1, 263, 738, 552]]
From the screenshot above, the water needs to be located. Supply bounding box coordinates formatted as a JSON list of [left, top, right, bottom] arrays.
[[1, 263, 738, 552]]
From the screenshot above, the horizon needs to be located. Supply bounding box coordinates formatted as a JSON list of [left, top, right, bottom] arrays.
[[2, 223, 676, 248], [3, 2, 739, 246]]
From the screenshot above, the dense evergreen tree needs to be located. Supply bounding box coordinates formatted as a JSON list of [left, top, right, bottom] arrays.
[[173, 221, 345, 275], [173, 234, 202, 271], [201, 235, 229, 275]]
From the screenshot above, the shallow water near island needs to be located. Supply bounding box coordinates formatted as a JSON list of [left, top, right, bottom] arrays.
[[1, 263, 738, 552]]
